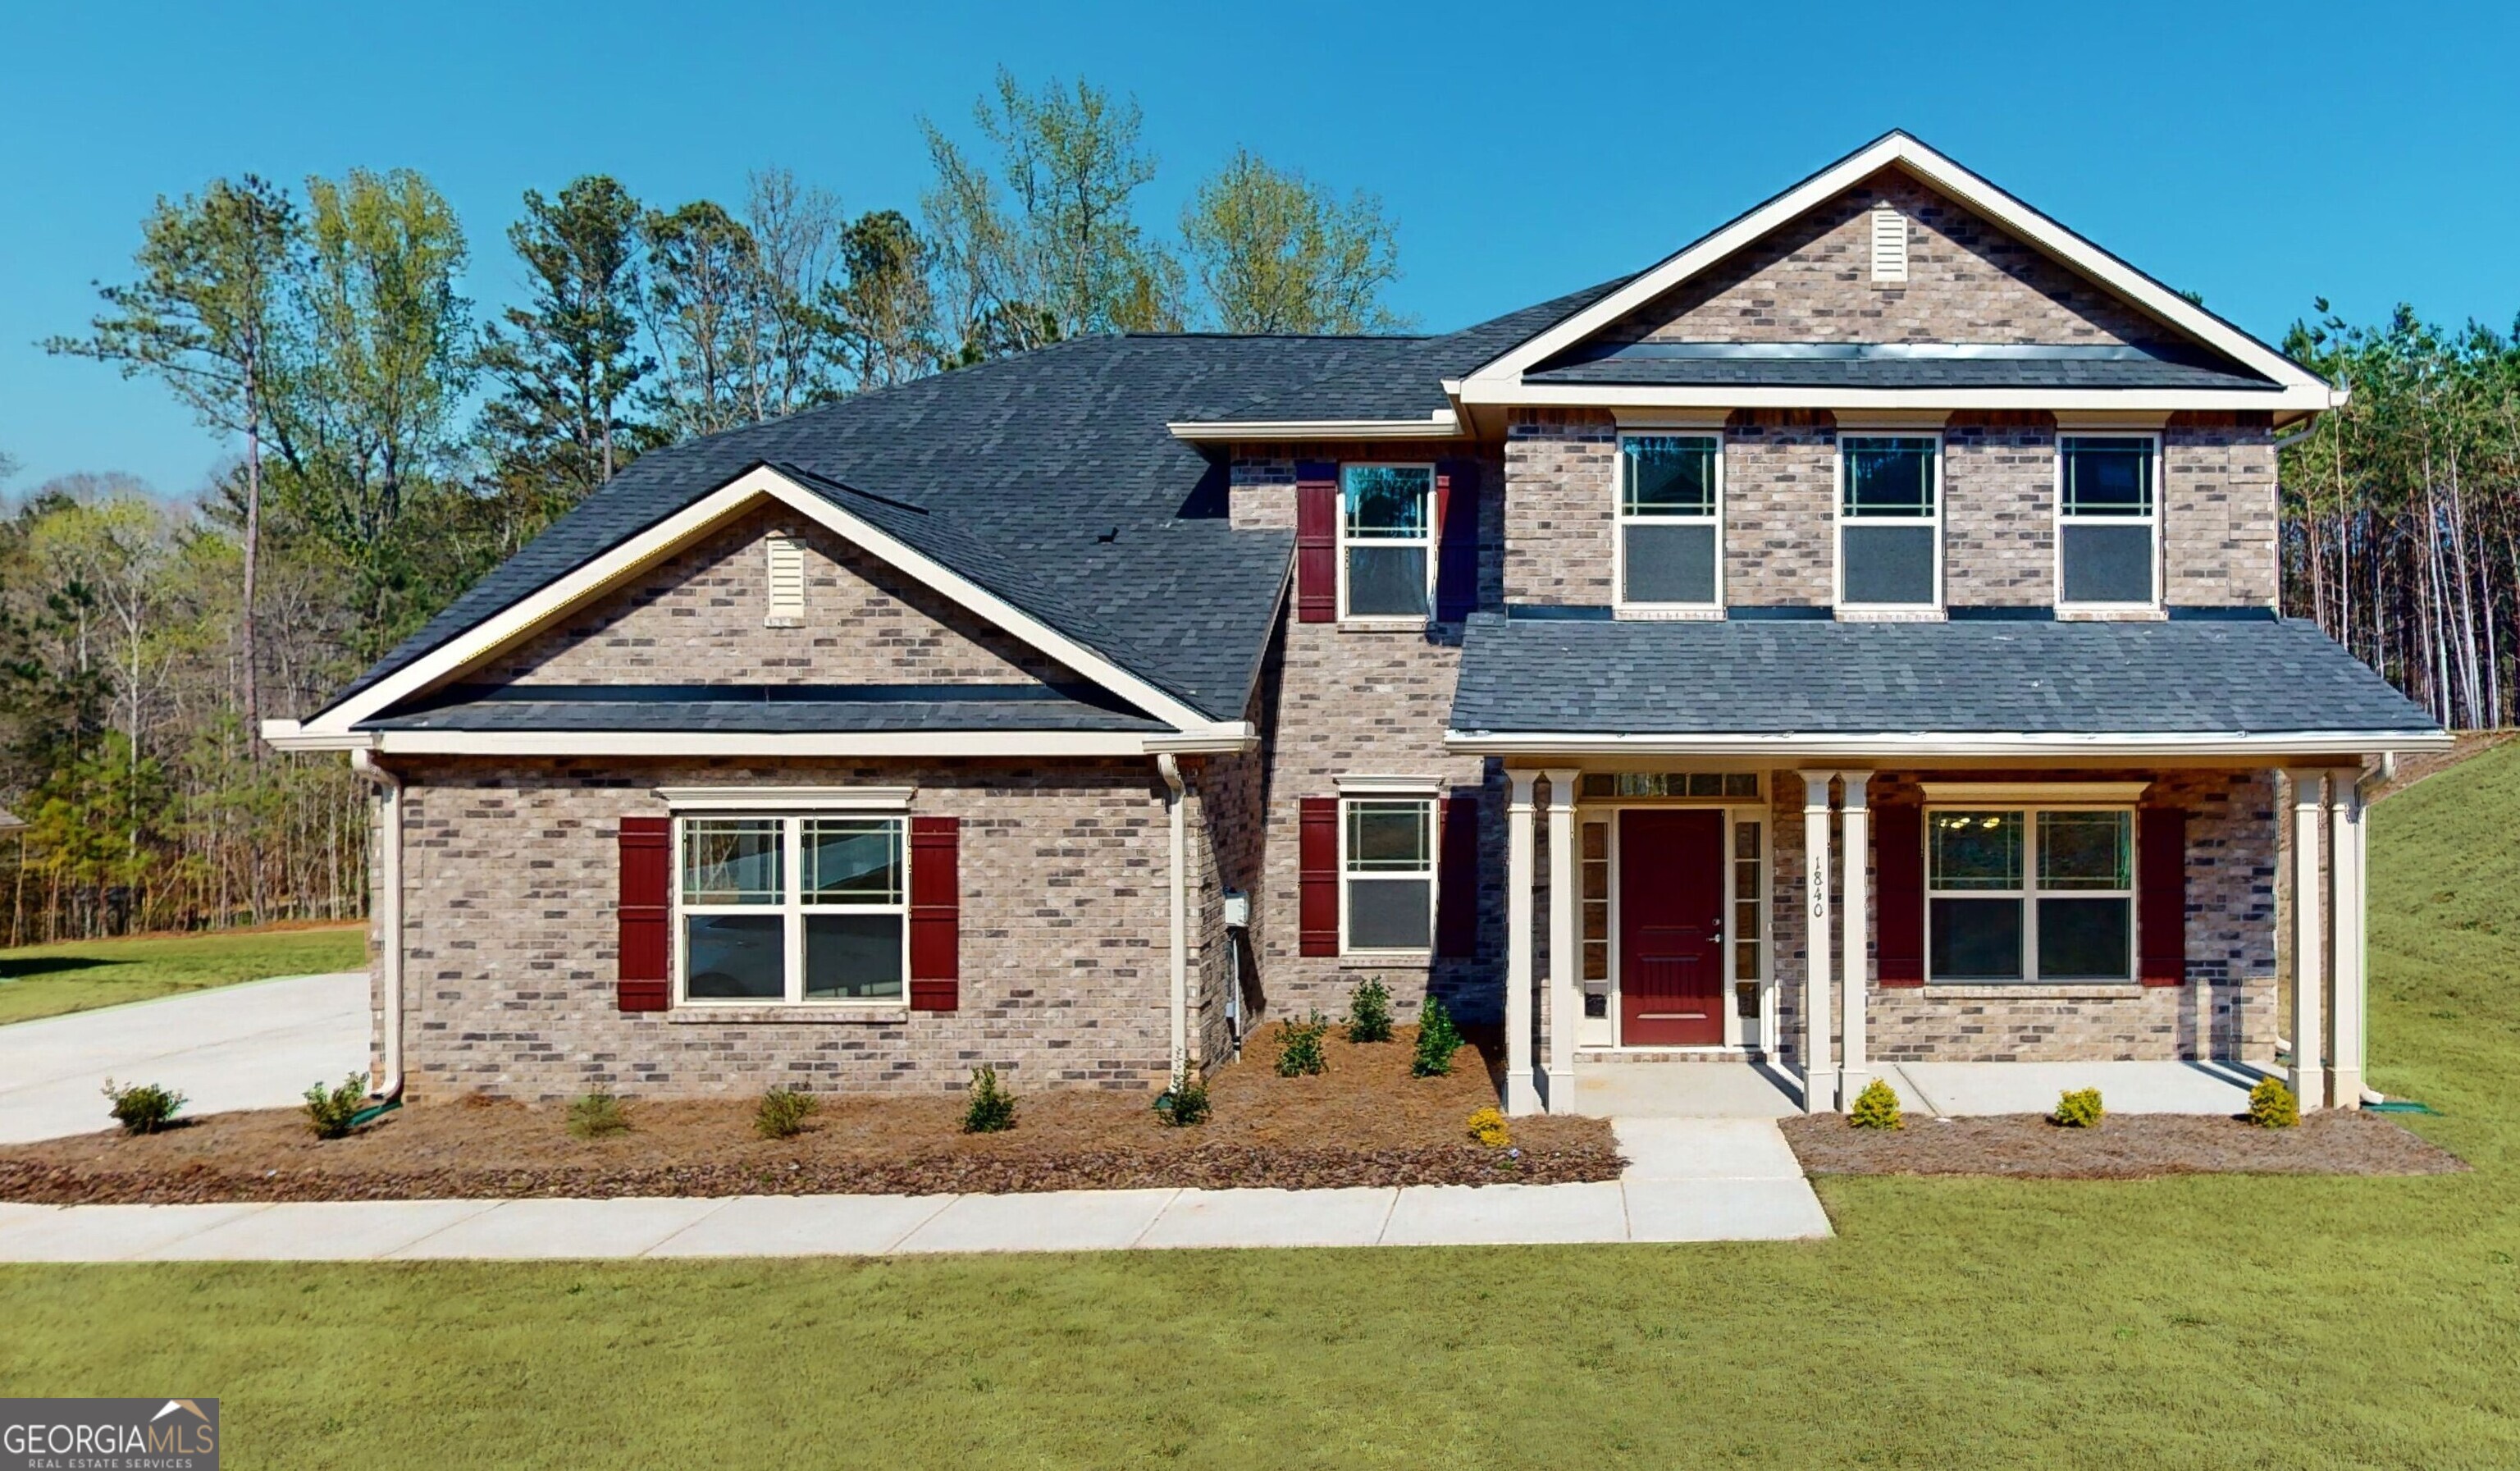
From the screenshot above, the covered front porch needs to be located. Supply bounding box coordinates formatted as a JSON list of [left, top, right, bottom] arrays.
[[1486, 761, 2376, 1118]]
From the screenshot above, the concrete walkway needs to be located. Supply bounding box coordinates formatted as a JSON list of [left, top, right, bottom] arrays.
[[0, 1118, 1830, 1260], [0, 972, 369, 1145]]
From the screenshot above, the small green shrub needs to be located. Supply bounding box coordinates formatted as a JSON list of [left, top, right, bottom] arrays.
[[1154, 1065, 1210, 1127], [304, 1073, 369, 1140], [963, 1066, 1018, 1133], [2052, 1087, 2105, 1129], [2248, 1076, 2300, 1129], [755, 1085, 819, 1140], [1275, 1012, 1329, 1077], [101, 1079, 185, 1136], [1848, 1078, 1903, 1130], [568, 1092, 629, 1139], [1346, 977, 1394, 1044], [1412, 994, 1464, 1078]]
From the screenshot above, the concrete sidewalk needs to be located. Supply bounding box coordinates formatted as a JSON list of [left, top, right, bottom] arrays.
[[0, 972, 369, 1145], [0, 1118, 1830, 1261]]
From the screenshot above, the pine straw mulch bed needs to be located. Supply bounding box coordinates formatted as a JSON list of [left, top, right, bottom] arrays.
[[0, 1029, 1618, 1205], [1781, 1108, 2467, 1179]]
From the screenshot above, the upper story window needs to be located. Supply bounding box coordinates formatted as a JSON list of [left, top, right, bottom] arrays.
[[680, 815, 906, 1004], [1340, 464, 1434, 620], [1838, 435, 1941, 609], [1618, 434, 1721, 610], [1927, 807, 2133, 983], [1343, 796, 1434, 952], [2058, 436, 2159, 608]]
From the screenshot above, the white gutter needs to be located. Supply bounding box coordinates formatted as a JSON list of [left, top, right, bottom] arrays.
[[1156, 754, 1190, 1076], [1445, 729, 2455, 759], [349, 750, 404, 1103], [1164, 412, 1459, 442]]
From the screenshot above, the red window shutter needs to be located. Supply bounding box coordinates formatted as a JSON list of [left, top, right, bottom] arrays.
[[909, 815, 961, 1011], [1434, 461, 1480, 624], [2139, 806, 2188, 985], [1294, 462, 1338, 624], [1299, 797, 1340, 956], [617, 816, 671, 1012], [1435, 791, 1481, 957], [1874, 804, 1924, 986]]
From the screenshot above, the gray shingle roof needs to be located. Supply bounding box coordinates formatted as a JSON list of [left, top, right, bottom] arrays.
[[362, 683, 1167, 734], [1449, 613, 2441, 737]]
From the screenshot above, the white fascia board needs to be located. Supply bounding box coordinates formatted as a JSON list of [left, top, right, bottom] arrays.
[[657, 785, 915, 811], [260, 719, 375, 751], [1444, 729, 2455, 759], [371, 729, 1203, 758], [1456, 381, 2331, 414], [301, 465, 1234, 741], [1165, 412, 1460, 442], [1463, 134, 2331, 396]]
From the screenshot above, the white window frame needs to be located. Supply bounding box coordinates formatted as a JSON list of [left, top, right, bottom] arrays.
[[1833, 432, 1944, 616], [1338, 792, 1436, 957], [1336, 462, 1436, 625], [1922, 804, 2138, 985], [2054, 432, 2163, 614], [1576, 790, 1773, 1053], [1613, 432, 1725, 618], [673, 811, 911, 1007]]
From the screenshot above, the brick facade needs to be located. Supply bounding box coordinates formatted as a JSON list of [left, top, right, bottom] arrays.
[[1600, 167, 2176, 348]]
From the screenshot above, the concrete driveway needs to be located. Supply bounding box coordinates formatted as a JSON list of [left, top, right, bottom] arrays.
[[0, 972, 368, 1144]]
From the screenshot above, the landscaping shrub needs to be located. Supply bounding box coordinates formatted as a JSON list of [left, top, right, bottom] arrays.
[[568, 1092, 629, 1139], [1848, 1078, 1903, 1130], [963, 1066, 1017, 1133], [1346, 977, 1394, 1044], [2052, 1087, 2106, 1129], [304, 1073, 369, 1140], [1412, 995, 1464, 1077], [755, 1085, 819, 1140], [1276, 1012, 1329, 1077], [100, 1079, 185, 1135], [2248, 1076, 2301, 1129], [1467, 1106, 1512, 1149], [1154, 1065, 1211, 1127]]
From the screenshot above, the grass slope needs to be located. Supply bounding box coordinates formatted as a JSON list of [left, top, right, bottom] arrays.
[[4, 754, 2520, 1466], [0, 924, 365, 1026]]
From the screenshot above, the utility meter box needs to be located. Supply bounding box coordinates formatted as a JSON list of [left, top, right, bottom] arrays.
[[1221, 890, 1250, 929]]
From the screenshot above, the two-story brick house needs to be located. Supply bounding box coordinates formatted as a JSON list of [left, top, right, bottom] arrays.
[[269, 133, 2445, 1117]]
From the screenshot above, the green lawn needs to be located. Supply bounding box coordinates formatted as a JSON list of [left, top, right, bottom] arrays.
[[5, 755, 2520, 1467], [0, 924, 367, 1026]]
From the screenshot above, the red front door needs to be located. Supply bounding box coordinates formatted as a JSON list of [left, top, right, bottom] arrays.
[[1618, 809, 1727, 1046]]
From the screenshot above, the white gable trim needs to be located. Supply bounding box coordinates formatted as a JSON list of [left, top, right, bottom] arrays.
[[261, 722, 1257, 758], [1461, 134, 2337, 401], [299, 465, 1233, 738]]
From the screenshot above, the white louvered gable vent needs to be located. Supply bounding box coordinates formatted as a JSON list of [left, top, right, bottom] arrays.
[[764, 531, 806, 627], [1869, 205, 1909, 283]]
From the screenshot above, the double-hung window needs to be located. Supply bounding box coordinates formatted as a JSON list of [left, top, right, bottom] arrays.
[[2058, 436, 2159, 607], [1618, 434, 1721, 610], [1838, 436, 1940, 608], [1343, 797, 1434, 952], [680, 815, 907, 1003], [1927, 808, 2134, 983], [1340, 464, 1434, 620]]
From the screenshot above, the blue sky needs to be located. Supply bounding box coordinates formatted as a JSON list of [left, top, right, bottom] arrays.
[[4, 0, 2513, 497]]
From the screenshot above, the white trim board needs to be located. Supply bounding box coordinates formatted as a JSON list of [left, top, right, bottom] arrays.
[[291, 465, 1241, 742], [259, 725, 1254, 759], [1459, 133, 2338, 405], [1446, 729, 2452, 759]]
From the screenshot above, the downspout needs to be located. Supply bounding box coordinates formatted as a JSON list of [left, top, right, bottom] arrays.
[[1157, 753, 1189, 1078], [349, 750, 404, 1103]]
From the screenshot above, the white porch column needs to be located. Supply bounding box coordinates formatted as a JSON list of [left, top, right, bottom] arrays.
[[1504, 771, 1540, 1115], [1838, 770, 1873, 1111], [2328, 765, 2367, 1108], [1544, 769, 1582, 1108], [1798, 770, 1836, 1115], [2288, 770, 2328, 1111]]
